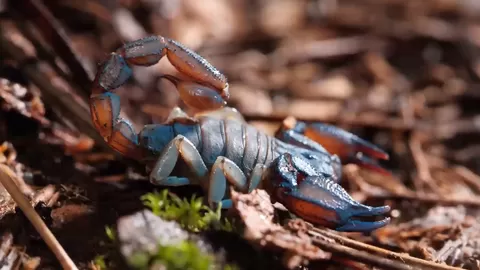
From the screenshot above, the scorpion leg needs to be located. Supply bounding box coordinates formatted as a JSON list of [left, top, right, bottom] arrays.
[[275, 116, 390, 175], [264, 153, 390, 232], [165, 107, 198, 124], [167, 107, 190, 120], [208, 157, 266, 208], [194, 107, 246, 123], [165, 106, 246, 125], [150, 135, 208, 187]]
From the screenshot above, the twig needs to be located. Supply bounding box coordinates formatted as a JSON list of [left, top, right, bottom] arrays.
[[409, 132, 441, 192], [345, 164, 480, 207], [309, 228, 464, 270], [453, 165, 480, 194], [310, 234, 413, 270], [0, 164, 78, 270], [276, 35, 388, 63], [243, 113, 427, 131], [368, 191, 480, 207], [59, 0, 113, 23]]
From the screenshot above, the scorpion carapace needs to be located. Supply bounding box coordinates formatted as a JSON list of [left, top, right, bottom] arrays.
[[89, 35, 392, 232]]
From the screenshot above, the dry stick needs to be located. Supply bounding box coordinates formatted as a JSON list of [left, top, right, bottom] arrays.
[[369, 191, 480, 207], [309, 228, 464, 270], [453, 165, 480, 193], [243, 113, 427, 132], [310, 235, 413, 270], [0, 164, 78, 270], [283, 35, 388, 62], [409, 132, 441, 192], [346, 164, 480, 207]]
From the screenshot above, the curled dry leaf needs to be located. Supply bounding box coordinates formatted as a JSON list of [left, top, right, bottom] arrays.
[[374, 205, 476, 262], [434, 222, 480, 269], [230, 188, 331, 269], [0, 78, 48, 125], [0, 232, 40, 269], [0, 142, 58, 219]]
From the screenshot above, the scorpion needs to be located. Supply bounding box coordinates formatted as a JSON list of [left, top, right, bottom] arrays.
[[89, 36, 391, 232]]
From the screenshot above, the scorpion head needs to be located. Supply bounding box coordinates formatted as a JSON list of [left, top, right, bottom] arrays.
[[263, 153, 391, 232]]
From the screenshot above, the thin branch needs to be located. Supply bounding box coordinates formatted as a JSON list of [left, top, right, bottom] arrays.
[[409, 132, 441, 192], [453, 165, 480, 194], [310, 234, 414, 270], [309, 228, 464, 270], [345, 164, 480, 207], [368, 191, 480, 207], [0, 164, 78, 270], [243, 113, 427, 131]]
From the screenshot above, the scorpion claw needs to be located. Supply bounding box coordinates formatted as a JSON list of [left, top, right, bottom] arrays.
[[279, 118, 390, 175], [303, 122, 389, 160], [266, 153, 391, 232], [336, 216, 391, 232], [352, 153, 391, 176]]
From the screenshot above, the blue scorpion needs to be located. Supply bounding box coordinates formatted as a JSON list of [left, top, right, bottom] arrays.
[[89, 36, 391, 232]]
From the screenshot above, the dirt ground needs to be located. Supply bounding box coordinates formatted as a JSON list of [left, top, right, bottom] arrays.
[[1, 0, 480, 269]]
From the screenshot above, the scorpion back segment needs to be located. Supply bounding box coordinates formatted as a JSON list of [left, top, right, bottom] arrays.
[[89, 35, 391, 232]]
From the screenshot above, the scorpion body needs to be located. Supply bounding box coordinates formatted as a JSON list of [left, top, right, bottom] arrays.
[[90, 35, 392, 232], [141, 114, 340, 205]]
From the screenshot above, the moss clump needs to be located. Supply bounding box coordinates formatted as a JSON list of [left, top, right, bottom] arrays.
[[141, 189, 234, 232], [93, 255, 107, 270], [129, 240, 241, 270], [127, 190, 241, 269], [129, 240, 215, 270], [105, 225, 116, 241]]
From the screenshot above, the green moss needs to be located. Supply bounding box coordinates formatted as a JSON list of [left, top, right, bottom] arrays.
[[126, 240, 215, 270], [105, 225, 116, 241], [93, 255, 107, 270], [128, 252, 151, 269], [141, 189, 235, 232], [154, 240, 214, 270], [124, 190, 242, 269], [90, 226, 118, 270]]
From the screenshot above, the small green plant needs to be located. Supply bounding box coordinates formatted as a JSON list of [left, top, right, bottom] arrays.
[[90, 226, 117, 270], [105, 225, 116, 241], [141, 189, 234, 232], [93, 255, 107, 270], [134, 240, 215, 270], [128, 240, 242, 270]]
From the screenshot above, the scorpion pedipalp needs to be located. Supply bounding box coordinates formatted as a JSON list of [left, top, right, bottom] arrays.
[[275, 117, 391, 176], [265, 153, 391, 232]]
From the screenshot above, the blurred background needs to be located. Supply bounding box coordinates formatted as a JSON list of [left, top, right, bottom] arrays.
[[2, 0, 480, 269]]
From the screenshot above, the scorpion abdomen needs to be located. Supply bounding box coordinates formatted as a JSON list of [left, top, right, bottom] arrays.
[[196, 117, 278, 176], [139, 117, 279, 177]]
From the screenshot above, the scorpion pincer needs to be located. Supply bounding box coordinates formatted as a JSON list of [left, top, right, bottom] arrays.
[[89, 35, 391, 232]]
